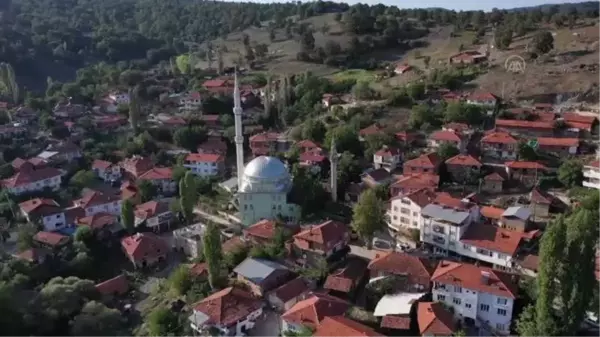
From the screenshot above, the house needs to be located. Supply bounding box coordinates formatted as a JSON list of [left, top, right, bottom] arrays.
[[14, 247, 50, 264], [199, 114, 221, 129], [121, 232, 168, 268], [120, 155, 154, 179], [179, 91, 202, 111], [368, 252, 436, 292], [189, 287, 263, 336], [583, 160, 600, 190], [95, 274, 129, 298], [134, 200, 173, 233], [537, 137, 579, 156], [495, 119, 555, 137], [387, 188, 437, 232], [500, 206, 532, 232], [445, 154, 482, 183], [93, 115, 128, 129], [267, 277, 311, 312], [197, 138, 228, 155], [394, 64, 412, 75], [234, 257, 293, 297], [120, 181, 141, 204], [443, 122, 471, 134], [324, 258, 368, 297], [298, 152, 328, 173], [12, 106, 37, 125], [295, 140, 323, 154], [428, 130, 466, 152], [459, 224, 528, 270], [19, 198, 66, 232], [322, 94, 344, 108], [431, 261, 519, 335], [480, 206, 506, 226], [359, 124, 383, 141], [173, 223, 206, 258], [480, 131, 518, 160], [395, 131, 416, 145], [466, 92, 498, 107], [390, 173, 439, 196], [449, 51, 487, 64], [138, 167, 177, 194], [361, 168, 393, 187], [0, 125, 26, 139], [562, 112, 599, 138], [53, 100, 86, 119], [189, 262, 209, 279], [42, 142, 82, 162], [249, 132, 291, 156], [74, 190, 122, 216], [504, 161, 547, 184], [2, 167, 62, 195], [12, 157, 47, 171], [33, 231, 70, 250], [515, 254, 540, 277], [243, 219, 299, 246], [203, 79, 234, 95], [293, 220, 349, 258], [92, 159, 122, 182], [482, 173, 505, 194], [403, 152, 441, 175], [183, 153, 225, 178], [281, 293, 349, 332], [373, 146, 402, 172], [314, 316, 383, 337], [76, 213, 119, 237], [417, 302, 456, 336]]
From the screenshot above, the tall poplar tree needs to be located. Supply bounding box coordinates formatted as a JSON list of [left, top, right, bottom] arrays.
[[121, 199, 135, 234], [202, 222, 223, 289], [179, 171, 197, 225], [351, 189, 386, 249]]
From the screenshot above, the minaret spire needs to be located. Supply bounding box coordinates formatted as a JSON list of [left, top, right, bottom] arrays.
[[233, 68, 244, 189], [330, 137, 338, 203]]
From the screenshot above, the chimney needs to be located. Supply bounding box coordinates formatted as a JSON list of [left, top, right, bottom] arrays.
[[481, 271, 490, 285]]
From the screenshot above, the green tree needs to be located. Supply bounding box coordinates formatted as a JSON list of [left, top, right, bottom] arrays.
[[175, 54, 190, 74], [517, 141, 538, 161], [302, 119, 326, 142], [531, 31, 554, 56], [70, 301, 126, 336], [17, 223, 37, 252], [70, 170, 96, 188], [128, 86, 140, 134], [137, 180, 158, 202], [169, 265, 192, 296], [495, 26, 513, 49], [121, 199, 135, 234], [352, 189, 386, 249], [324, 126, 362, 156], [352, 81, 374, 100], [407, 82, 425, 101], [73, 226, 93, 244], [202, 222, 223, 289], [173, 126, 208, 152], [558, 159, 583, 188], [147, 307, 181, 336], [0, 63, 19, 109], [436, 143, 460, 161], [179, 171, 198, 224]]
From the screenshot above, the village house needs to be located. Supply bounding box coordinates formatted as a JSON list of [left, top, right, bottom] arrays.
[[0, 125, 27, 140], [293, 220, 349, 258], [92, 159, 122, 182], [390, 173, 440, 196], [2, 166, 62, 195], [243, 219, 299, 246], [480, 131, 518, 160], [499, 206, 532, 232], [403, 152, 441, 175], [536, 137, 580, 156], [14, 248, 50, 265], [394, 63, 412, 75], [189, 287, 263, 336], [138, 167, 177, 195], [321, 93, 345, 109], [431, 261, 519, 335], [233, 257, 293, 297], [53, 99, 86, 119], [583, 159, 600, 190], [562, 112, 599, 138], [529, 188, 558, 218], [19, 198, 66, 232], [295, 140, 323, 154], [183, 153, 225, 178], [93, 115, 128, 129], [41, 141, 83, 162], [482, 172, 505, 194], [179, 91, 202, 111], [395, 131, 417, 145], [121, 181, 141, 205], [249, 132, 291, 156], [449, 51, 487, 64], [428, 130, 466, 152], [504, 161, 547, 184], [197, 137, 228, 155], [417, 302, 457, 336], [445, 154, 482, 183], [314, 316, 383, 337], [12, 106, 37, 125], [495, 119, 555, 137], [361, 168, 393, 187], [203, 78, 234, 95], [323, 258, 368, 298], [11, 158, 46, 171], [33, 231, 70, 250], [443, 122, 471, 134], [120, 155, 154, 179], [134, 200, 173, 233], [298, 152, 328, 174], [373, 146, 402, 171], [466, 91, 498, 107], [121, 232, 168, 268], [173, 223, 205, 258], [388, 188, 437, 232], [359, 124, 383, 141], [76, 213, 120, 238], [480, 206, 506, 226], [368, 252, 436, 292], [199, 114, 220, 129], [74, 190, 122, 216], [281, 293, 349, 332], [267, 277, 311, 312]]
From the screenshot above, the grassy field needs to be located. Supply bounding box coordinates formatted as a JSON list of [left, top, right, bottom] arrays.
[[330, 69, 378, 82]]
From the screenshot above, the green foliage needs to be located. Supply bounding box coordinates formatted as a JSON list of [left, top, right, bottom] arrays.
[[147, 307, 182, 336], [121, 199, 135, 234], [302, 119, 327, 143], [0, 63, 19, 105], [173, 126, 208, 152], [69, 170, 96, 189], [495, 26, 513, 49], [517, 142, 538, 161], [290, 165, 328, 217], [407, 82, 425, 101], [73, 226, 93, 243], [436, 143, 460, 161], [175, 54, 191, 74], [169, 265, 192, 296], [324, 125, 361, 156], [137, 180, 158, 202], [17, 222, 38, 252], [202, 222, 223, 289], [352, 189, 386, 248], [445, 102, 484, 126], [351, 81, 374, 100], [558, 159, 583, 188], [298, 256, 329, 282], [70, 301, 127, 336], [224, 245, 250, 270], [531, 31, 554, 56], [179, 171, 198, 224]]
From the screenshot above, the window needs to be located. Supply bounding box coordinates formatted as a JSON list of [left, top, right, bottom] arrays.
[[401, 199, 411, 205], [393, 216, 398, 220], [56, 214, 61, 219], [400, 217, 409, 224], [480, 304, 490, 312], [497, 309, 507, 316], [437, 294, 446, 301], [452, 298, 461, 305], [413, 211, 418, 216], [393, 206, 398, 211], [454, 286, 462, 293], [400, 208, 410, 215], [465, 303, 471, 309], [496, 323, 505, 331], [463, 244, 470, 250], [497, 253, 506, 259], [497, 298, 508, 305]]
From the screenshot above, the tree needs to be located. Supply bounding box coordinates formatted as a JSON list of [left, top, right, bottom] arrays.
[[121, 199, 135, 234], [436, 143, 460, 161], [289, 165, 328, 217], [169, 265, 192, 296], [179, 171, 198, 224], [0, 63, 19, 108], [269, 29, 276, 42], [423, 55, 431, 69], [202, 222, 223, 289], [70, 301, 126, 336], [70, 170, 96, 188], [128, 86, 140, 134], [352, 81, 374, 100], [302, 119, 326, 143], [324, 125, 362, 156], [495, 26, 513, 49], [517, 141, 538, 161], [173, 126, 208, 152], [74, 226, 93, 244], [17, 223, 37, 252], [137, 180, 158, 202], [175, 54, 190, 74], [558, 159, 583, 188], [147, 307, 181, 336], [254, 44, 269, 59], [352, 189, 386, 249], [407, 82, 425, 101], [530, 31, 554, 56], [300, 30, 315, 52]]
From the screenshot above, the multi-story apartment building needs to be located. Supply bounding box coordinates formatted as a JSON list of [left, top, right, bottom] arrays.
[[183, 153, 225, 177], [2, 167, 62, 195], [19, 198, 66, 232], [74, 190, 122, 217], [387, 189, 437, 232], [431, 261, 519, 335], [92, 159, 122, 182], [428, 130, 467, 152], [373, 146, 402, 172], [583, 160, 600, 190]]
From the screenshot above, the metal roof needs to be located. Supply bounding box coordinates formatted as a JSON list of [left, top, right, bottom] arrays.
[[502, 206, 531, 220], [421, 204, 470, 225], [233, 257, 288, 285]]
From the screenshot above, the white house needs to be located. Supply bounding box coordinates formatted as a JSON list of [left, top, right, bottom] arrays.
[[387, 189, 437, 233], [134, 200, 173, 233], [18, 198, 66, 232], [183, 153, 225, 178], [74, 190, 122, 217], [583, 160, 600, 190], [466, 92, 498, 107], [138, 167, 177, 195], [189, 287, 263, 336], [92, 159, 122, 182], [2, 167, 62, 195], [432, 261, 518, 335], [373, 146, 402, 171], [108, 92, 130, 105], [179, 92, 202, 111], [172, 223, 206, 258]]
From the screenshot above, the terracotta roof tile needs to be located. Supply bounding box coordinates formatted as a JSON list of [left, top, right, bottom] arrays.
[[33, 231, 69, 247], [445, 154, 481, 167], [95, 274, 129, 296], [2, 168, 62, 188], [120, 232, 167, 261], [429, 130, 462, 142], [92, 159, 114, 170], [314, 316, 383, 337], [359, 124, 382, 137], [403, 152, 440, 170], [380, 315, 411, 330], [299, 152, 328, 164], [391, 174, 440, 194], [537, 137, 580, 147], [19, 198, 61, 216], [391, 188, 438, 208], [77, 212, 117, 230], [432, 261, 519, 298], [294, 220, 348, 247], [324, 258, 367, 293], [529, 188, 554, 204], [505, 161, 547, 170], [76, 190, 120, 209], [368, 252, 436, 287], [271, 277, 309, 303], [495, 119, 554, 130], [193, 287, 262, 327], [481, 131, 518, 144], [189, 262, 209, 278], [282, 293, 349, 328], [185, 153, 224, 163], [244, 219, 278, 240], [417, 302, 456, 336], [480, 206, 505, 220], [250, 132, 280, 143], [460, 224, 525, 256], [467, 91, 497, 102], [138, 167, 173, 180], [484, 172, 505, 181]]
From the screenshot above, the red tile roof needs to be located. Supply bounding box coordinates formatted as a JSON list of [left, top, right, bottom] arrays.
[[324, 258, 367, 293], [391, 174, 440, 194], [429, 130, 462, 142], [185, 153, 224, 163], [495, 119, 554, 130], [443, 122, 470, 132], [518, 254, 539, 272], [296, 140, 322, 152], [417, 302, 456, 336], [138, 167, 173, 180], [368, 252, 436, 286], [250, 132, 280, 143], [432, 192, 474, 211], [282, 293, 349, 328], [244, 219, 278, 240], [294, 220, 348, 248], [120, 233, 168, 261], [222, 236, 249, 253], [480, 206, 505, 220], [200, 114, 220, 123], [467, 91, 498, 102], [505, 161, 547, 170], [484, 172, 505, 181], [461, 224, 525, 255], [445, 154, 481, 167], [2, 167, 62, 188], [395, 131, 415, 143], [92, 159, 113, 171], [95, 274, 129, 296], [271, 277, 309, 303], [77, 212, 117, 230], [375, 146, 401, 157], [120, 156, 154, 177], [314, 316, 383, 337], [15, 247, 49, 263], [530, 187, 554, 205], [359, 124, 382, 137], [189, 262, 209, 278], [193, 287, 262, 327], [537, 137, 580, 147], [404, 152, 440, 170], [391, 188, 438, 208], [203, 79, 231, 88], [432, 261, 519, 298], [481, 131, 518, 144], [76, 190, 120, 209], [134, 201, 170, 219], [299, 152, 328, 164], [563, 112, 598, 124], [19, 198, 61, 215], [12, 157, 46, 170], [33, 231, 69, 247], [197, 138, 228, 154], [381, 315, 411, 330]]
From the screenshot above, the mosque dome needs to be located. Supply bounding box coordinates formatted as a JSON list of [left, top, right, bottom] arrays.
[[239, 156, 292, 193]]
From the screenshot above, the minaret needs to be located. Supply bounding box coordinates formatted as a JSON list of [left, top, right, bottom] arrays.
[[330, 138, 338, 202], [233, 69, 244, 189]]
